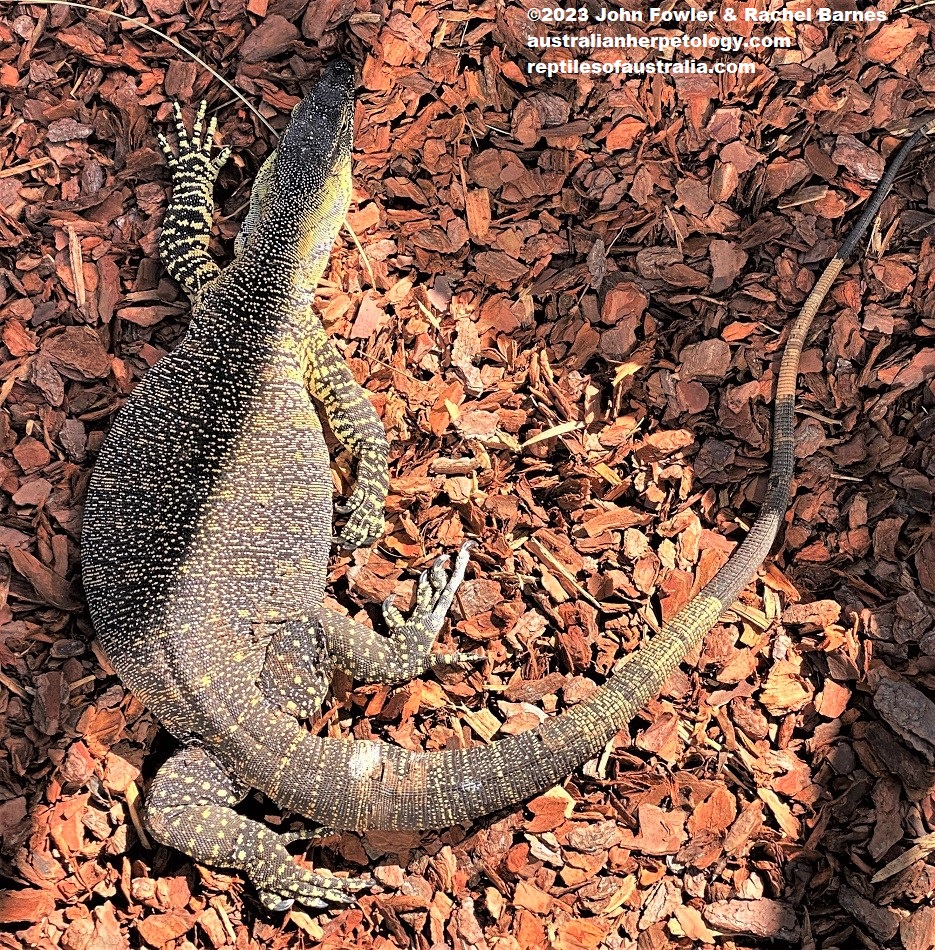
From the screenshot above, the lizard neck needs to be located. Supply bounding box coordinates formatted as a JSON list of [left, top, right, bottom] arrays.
[[193, 241, 334, 343]]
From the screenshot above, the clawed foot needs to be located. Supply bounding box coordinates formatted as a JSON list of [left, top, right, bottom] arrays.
[[256, 827, 369, 912], [157, 99, 231, 179], [333, 488, 385, 550], [257, 868, 371, 912], [381, 542, 481, 671]]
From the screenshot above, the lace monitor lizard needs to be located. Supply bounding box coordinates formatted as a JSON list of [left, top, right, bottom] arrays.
[[81, 60, 935, 910]]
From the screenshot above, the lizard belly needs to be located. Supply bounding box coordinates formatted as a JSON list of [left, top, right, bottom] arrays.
[[170, 378, 333, 622], [82, 344, 332, 732]]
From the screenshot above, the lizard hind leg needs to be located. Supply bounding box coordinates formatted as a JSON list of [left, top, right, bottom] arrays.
[[146, 745, 367, 910], [323, 542, 483, 685]]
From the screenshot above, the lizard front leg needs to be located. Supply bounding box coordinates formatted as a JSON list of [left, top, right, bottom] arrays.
[[157, 100, 231, 297], [301, 321, 389, 549], [146, 745, 367, 910], [322, 543, 482, 684]]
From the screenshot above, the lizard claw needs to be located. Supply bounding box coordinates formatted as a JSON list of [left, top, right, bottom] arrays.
[[259, 894, 301, 912], [382, 594, 406, 630], [432, 649, 486, 669]]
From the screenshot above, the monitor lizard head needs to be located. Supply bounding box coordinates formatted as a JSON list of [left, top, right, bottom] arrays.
[[233, 59, 355, 300]]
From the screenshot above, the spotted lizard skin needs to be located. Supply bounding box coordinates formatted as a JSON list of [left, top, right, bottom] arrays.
[[80, 61, 935, 910]]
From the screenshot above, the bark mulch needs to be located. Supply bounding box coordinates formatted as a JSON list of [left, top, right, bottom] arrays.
[[1, 2, 934, 948]]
